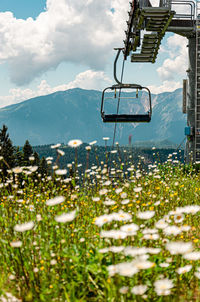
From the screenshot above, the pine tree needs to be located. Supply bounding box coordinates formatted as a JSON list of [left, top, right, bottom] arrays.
[[15, 146, 24, 167], [39, 157, 48, 176], [23, 140, 33, 166], [33, 151, 40, 166], [0, 125, 15, 178]]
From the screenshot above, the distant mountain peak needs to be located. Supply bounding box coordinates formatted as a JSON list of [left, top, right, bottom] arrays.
[[0, 87, 185, 146]]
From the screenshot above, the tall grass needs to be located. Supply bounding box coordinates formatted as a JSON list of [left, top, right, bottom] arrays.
[[0, 146, 200, 301]]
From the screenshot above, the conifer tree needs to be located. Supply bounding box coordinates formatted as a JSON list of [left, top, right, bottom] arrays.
[[15, 146, 24, 167], [23, 140, 33, 166], [0, 125, 15, 178], [33, 151, 40, 166], [39, 157, 48, 176]]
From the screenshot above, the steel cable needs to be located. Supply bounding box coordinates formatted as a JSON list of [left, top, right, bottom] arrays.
[[112, 58, 126, 147]]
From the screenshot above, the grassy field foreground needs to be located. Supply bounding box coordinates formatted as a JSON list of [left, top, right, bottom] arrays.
[[0, 152, 200, 301]]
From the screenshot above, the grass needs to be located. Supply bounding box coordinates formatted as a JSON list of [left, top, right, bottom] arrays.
[[0, 147, 200, 301]]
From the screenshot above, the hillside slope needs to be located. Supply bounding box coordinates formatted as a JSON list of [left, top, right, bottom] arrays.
[[0, 88, 186, 146]]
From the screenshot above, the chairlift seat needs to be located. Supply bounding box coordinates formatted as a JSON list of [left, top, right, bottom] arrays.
[[101, 80, 152, 124], [100, 49, 152, 125], [102, 113, 151, 123]]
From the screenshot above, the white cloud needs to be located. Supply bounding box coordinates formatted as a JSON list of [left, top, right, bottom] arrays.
[[150, 0, 193, 15], [148, 80, 182, 94], [0, 70, 112, 108], [150, 34, 188, 94], [64, 70, 112, 90], [157, 35, 187, 81], [171, 1, 192, 17], [0, 0, 129, 85], [150, 0, 160, 6], [149, 1, 190, 95]]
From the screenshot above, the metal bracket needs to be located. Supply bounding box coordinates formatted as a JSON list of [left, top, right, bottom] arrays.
[[113, 48, 142, 88]]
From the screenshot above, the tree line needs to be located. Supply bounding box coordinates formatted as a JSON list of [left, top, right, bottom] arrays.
[[0, 124, 184, 182], [0, 125, 48, 180]]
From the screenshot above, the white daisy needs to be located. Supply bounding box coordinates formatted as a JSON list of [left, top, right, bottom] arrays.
[[55, 210, 77, 223], [94, 214, 113, 227], [46, 156, 53, 161], [121, 199, 130, 205], [163, 225, 181, 236], [55, 169, 67, 175], [142, 228, 158, 234], [14, 221, 34, 232], [100, 230, 127, 240], [117, 262, 139, 277], [159, 263, 170, 268], [50, 259, 57, 265], [99, 188, 108, 195], [115, 188, 123, 194], [112, 211, 132, 222], [143, 234, 159, 240], [120, 223, 139, 235], [183, 252, 200, 261], [103, 180, 111, 186], [92, 197, 100, 202], [12, 167, 23, 174], [176, 265, 192, 274], [147, 248, 161, 254], [133, 259, 155, 270], [174, 213, 184, 223], [10, 241, 22, 248], [46, 196, 65, 206], [29, 166, 38, 173], [57, 149, 65, 156], [154, 278, 173, 296], [85, 146, 91, 151], [51, 143, 61, 149], [165, 241, 193, 255], [104, 200, 116, 206], [180, 225, 191, 232], [131, 285, 147, 295], [124, 247, 148, 257], [119, 286, 129, 294], [137, 211, 155, 220], [120, 192, 127, 199], [89, 140, 97, 145], [155, 219, 168, 229], [133, 187, 142, 193], [68, 139, 83, 148], [109, 246, 125, 253]]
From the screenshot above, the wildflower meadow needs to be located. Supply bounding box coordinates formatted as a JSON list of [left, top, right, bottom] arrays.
[[0, 140, 200, 301]]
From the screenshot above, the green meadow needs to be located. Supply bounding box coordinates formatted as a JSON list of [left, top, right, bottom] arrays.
[[0, 144, 200, 301]]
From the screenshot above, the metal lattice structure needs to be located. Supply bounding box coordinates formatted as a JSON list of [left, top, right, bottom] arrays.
[[194, 2, 200, 162], [120, 0, 200, 162]]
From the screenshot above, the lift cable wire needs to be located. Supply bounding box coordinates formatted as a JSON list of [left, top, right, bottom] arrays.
[[112, 58, 126, 147]]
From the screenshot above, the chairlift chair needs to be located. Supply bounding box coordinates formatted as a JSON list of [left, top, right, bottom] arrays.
[[101, 84, 152, 123], [101, 48, 152, 123]]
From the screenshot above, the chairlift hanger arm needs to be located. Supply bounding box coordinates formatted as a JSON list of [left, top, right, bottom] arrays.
[[113, 48, 142, 88]]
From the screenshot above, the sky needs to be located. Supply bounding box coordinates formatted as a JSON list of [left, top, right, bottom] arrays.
[[0, 0, 188, 108]]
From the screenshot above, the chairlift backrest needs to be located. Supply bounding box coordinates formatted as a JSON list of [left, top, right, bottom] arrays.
[[101, 84, 152, 123]]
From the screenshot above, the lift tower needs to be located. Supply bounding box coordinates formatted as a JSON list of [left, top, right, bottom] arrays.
[[122, 0, 198, 163]]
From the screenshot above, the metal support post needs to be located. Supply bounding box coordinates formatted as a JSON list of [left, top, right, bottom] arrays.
[[186, 37, 196, 163]]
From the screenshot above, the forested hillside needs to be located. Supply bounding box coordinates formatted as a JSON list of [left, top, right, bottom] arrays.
[[33, 143, 184, 170]]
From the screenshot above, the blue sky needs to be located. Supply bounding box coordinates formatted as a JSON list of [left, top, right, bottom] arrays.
[[0, 0, 46, 19], [0, 0, 188, 108]]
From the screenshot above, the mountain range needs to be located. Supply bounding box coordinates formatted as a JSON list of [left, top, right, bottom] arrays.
[[0, 87, 186, 146]]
